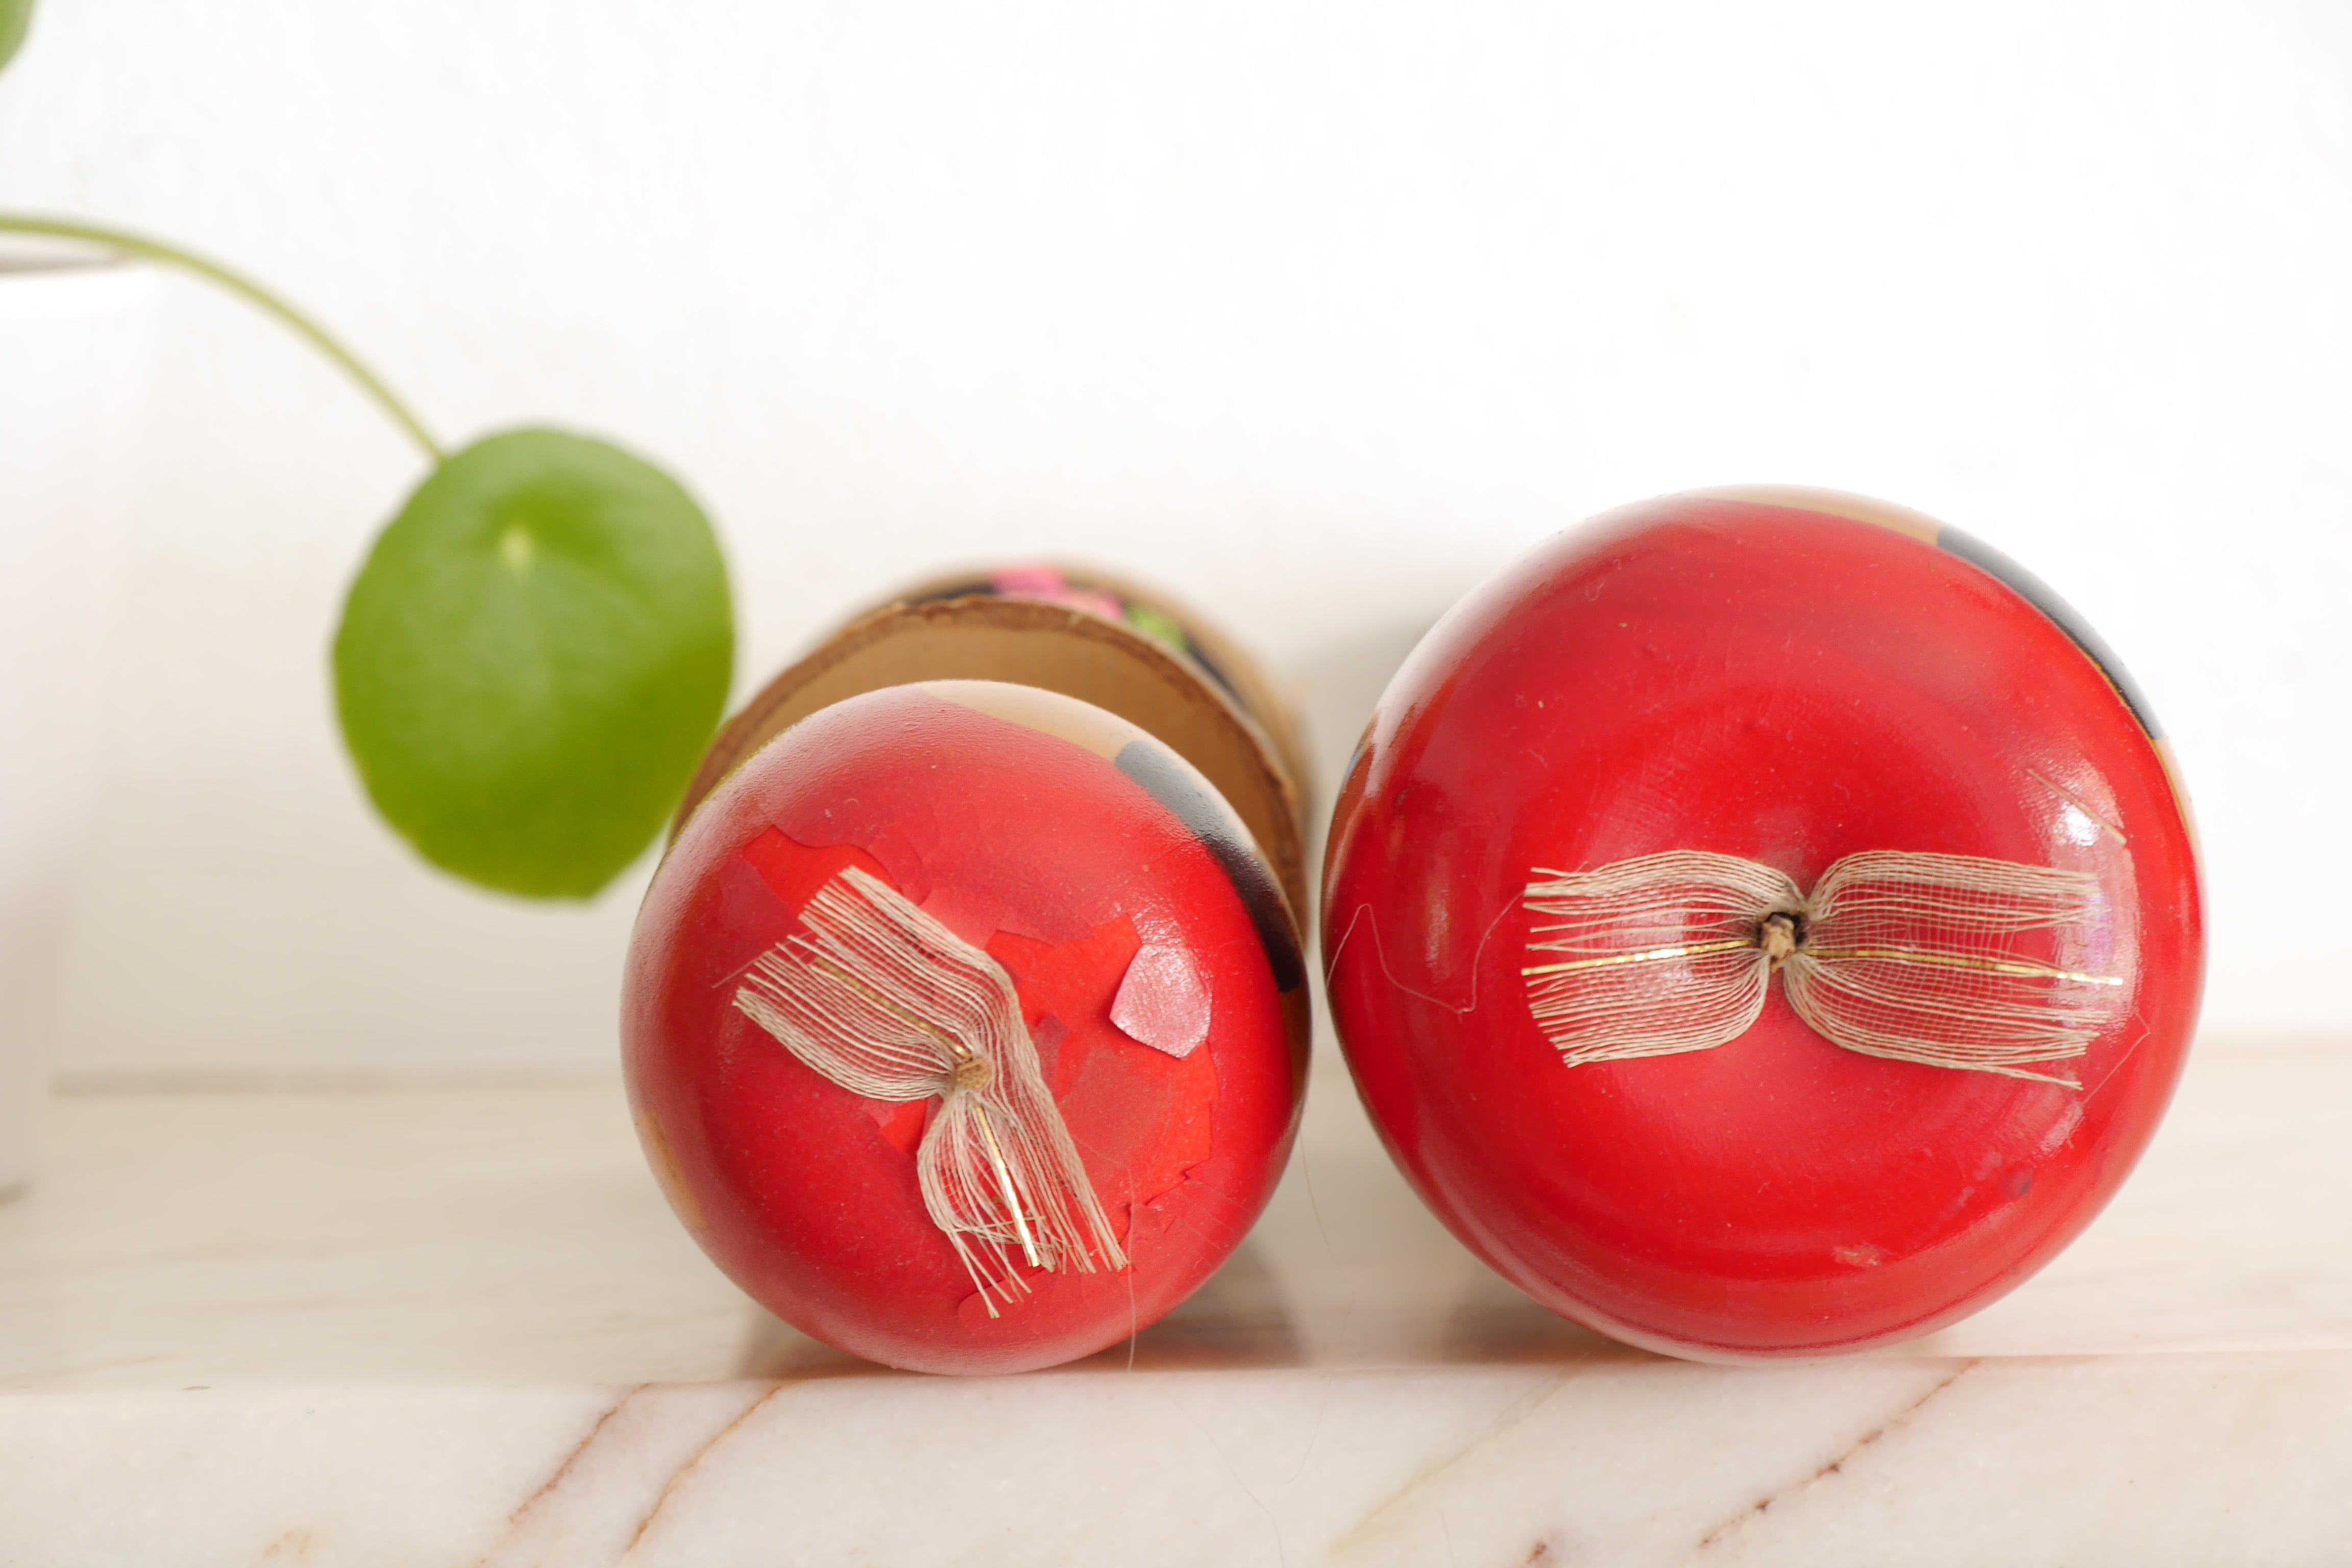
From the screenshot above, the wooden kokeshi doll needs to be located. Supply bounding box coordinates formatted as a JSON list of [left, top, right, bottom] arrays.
[[624, 567, 1310, 1373], [1322, 488, 2202, 1361]]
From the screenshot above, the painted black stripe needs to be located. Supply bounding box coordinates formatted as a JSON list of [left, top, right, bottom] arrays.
[[1113, 740, 1307, 993], [1937, 525, 2163, 740], [908, 579, 996, 603]]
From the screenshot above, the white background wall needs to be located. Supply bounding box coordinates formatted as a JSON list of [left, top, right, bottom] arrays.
[[1, 0, 2346, 1081]]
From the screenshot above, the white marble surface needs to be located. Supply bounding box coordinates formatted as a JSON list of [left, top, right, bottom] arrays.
[[2, 1037, 2348, 1563]]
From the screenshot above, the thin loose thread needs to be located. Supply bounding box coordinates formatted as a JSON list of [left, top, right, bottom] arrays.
[[1522, 849, 2124, 1085], [733, 866, 1125, 1310]]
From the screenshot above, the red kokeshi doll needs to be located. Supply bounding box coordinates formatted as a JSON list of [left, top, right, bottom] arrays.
[[1322, 488, 2202, 1359], [626, 571, 1311, 1374]]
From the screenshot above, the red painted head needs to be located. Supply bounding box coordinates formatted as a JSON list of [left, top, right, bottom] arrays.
[[1321, 488, 2202, 1359], [626, 680, 1308, 1373]]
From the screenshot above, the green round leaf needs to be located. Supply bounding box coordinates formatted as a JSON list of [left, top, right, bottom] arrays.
[[334, 428, 733, 899], [0, 0, 33, 74]]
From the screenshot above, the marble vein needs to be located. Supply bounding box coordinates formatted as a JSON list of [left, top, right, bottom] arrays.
[[1334, 1360, 1597, 1552], [620, 1382, 791, 1561], [476, 1384, 781, 1568], [1695, 1360, 1979, 1553], [488, 1385, 639, 1550]]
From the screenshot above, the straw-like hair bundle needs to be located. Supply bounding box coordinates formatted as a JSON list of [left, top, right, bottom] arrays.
[[1522, 850, 2124, 1085], [733, 866, 1126, 1311]]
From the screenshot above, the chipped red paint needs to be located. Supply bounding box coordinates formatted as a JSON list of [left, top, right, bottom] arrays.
[[626, 684, 1304, 1374]]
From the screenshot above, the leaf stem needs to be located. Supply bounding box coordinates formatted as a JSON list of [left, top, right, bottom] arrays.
[[0, 213, 444, 461]]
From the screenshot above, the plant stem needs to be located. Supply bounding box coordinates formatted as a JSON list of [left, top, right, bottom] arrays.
[[0, 213, 444, 462]]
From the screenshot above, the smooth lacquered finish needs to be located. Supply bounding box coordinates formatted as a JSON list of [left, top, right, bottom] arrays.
[[626, 681, 1308, 1375], [1320, 489, 2203, 1360]]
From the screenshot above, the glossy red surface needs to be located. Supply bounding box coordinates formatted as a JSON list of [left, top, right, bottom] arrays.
[[625, 682, 1305, 1374], [1321, 492, 2203, 1359]]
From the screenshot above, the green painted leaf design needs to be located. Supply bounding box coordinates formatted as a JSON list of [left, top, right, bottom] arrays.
[[0, 0, 33, 73], [334, 429, 733, 899]]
